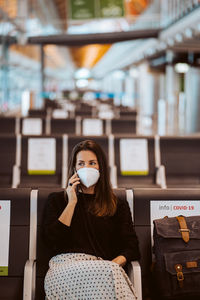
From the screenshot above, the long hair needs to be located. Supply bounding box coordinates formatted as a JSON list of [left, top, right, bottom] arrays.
[[68, 140, 117, 217]]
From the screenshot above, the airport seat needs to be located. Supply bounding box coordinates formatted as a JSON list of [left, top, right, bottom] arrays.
[[133, 187, 200, 299], [0, 188, 31, 300], [76, 117, 137, 136], [0, 117, 18, 134], [17, 135, 64, 188], [114, 135, 159, 188], [114, 188, 142, 300], [20, 117, 46, 135], [160, 136, 200, 187], [111, 118, 136, 134], [44, 98, 60, 110], [12, 134, 115, 189], [0, 135, 16, 187], [50, 118, 76, 135], [28, 109, 47, 118], [80, 118, 106, 135], [68, 134, 109, 160], [36, 188, 142, 300], [36, 188, 61, 300], [75, 105, 93, 118], [0, 116, 46, 135], [119, 109, 137, 119]]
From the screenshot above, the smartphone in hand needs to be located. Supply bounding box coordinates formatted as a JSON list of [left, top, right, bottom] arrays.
[[74, 168, 80, 193]]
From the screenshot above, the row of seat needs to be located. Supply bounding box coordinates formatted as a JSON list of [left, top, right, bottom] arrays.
[[28, 105, 137, 119], [0, 116, 136, 135], [1, 187, 199, 300], [1, 133, 200, 189]]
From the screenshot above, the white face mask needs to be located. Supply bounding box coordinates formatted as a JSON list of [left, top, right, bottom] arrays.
[[77, 167, 100, 188]]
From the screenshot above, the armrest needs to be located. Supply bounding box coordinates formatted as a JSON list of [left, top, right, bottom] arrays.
[[12, 164, 21, 188], [23, 259, 36, 300], [110, 165, 117, 188], [156, 165, 167, 189], [127, 260, 142, 300]]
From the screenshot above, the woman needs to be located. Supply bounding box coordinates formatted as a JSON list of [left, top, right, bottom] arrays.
[[43, 139, 140, 299]]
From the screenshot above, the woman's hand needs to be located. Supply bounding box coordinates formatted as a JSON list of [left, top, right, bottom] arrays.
[[112, 255, 127, 267], [66, 173, 80, 204], [59, 173, 80, 226]]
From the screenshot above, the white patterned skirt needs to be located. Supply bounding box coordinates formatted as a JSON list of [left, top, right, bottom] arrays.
[[44, 253, 137, 300]]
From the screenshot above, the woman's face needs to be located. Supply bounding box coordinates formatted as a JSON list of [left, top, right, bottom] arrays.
[[75, 150, 99, 171]]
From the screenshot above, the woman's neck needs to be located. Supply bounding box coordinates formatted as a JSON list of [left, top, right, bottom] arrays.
[[80, 185, 95, 194]]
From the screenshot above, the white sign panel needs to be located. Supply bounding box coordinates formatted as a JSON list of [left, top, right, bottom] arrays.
[[28, 138, 56, 174], [82, 119, 103, 136], [21, 90, 31, 117], [0, 201, 11, 276], [150, 200, 200, 245], [120, 139, 149, 175], [22, 118, 42, 135], [158, 99, 166, 136], [98, 110, 114, 119], [52, 109, 68, 119]]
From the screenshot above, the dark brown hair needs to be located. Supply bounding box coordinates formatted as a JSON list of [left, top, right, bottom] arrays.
[[68, 140, 117, 216]]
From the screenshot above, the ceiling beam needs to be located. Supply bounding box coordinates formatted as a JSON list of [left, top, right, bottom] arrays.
[[0, 7, 25, 33], [28, 28, 160, 46], [34, 0, 65, 31], [169, 46, 200, 52], [0, 35, 17, 44]]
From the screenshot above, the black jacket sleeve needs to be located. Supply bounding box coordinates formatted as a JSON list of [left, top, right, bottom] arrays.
[[115, 198, 141, 263], [42, 191, 72, 250]]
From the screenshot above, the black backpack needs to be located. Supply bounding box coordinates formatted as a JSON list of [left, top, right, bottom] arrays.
[[153, 215, 200, 300]]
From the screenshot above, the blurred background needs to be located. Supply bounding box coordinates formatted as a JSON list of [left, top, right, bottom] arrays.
[[1, 0, 200, 135]]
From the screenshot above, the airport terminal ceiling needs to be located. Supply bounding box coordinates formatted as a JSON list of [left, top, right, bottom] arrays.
[[1, 2, 200, 68], [0, 0, 156, 72], [1, 1, 200, 118], [1, 1, 200, 75]]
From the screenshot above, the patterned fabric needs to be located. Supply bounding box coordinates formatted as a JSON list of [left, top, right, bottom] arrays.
[[44, 253, 137, 300]]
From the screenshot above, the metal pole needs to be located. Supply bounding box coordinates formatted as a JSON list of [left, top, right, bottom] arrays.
[[1, 41, 9, 110], [40, 45, 45, 97]]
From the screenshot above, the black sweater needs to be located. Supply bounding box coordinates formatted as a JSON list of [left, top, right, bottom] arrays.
[[42, 191, 140, 264]]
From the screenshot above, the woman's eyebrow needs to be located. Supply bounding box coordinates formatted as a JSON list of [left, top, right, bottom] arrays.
[[77, 159, 97, 162]]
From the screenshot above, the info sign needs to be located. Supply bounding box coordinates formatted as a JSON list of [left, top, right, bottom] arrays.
[[0, 201, 11, 276], [150, 200, 200, 245], [69, 0, 124, 20]]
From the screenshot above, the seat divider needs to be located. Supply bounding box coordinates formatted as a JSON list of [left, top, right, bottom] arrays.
[[75, 116, 81, 135], [23, 189, 38, 300], [126, 189, 134, 223], [29, 189, 38, 260], [62, 134, 68, 188], [12, 134, 21, 188], [109, 134, 117, 188], [45, 109, 51, 135], [130, 261, 142, 300], [92, 106, 97, 118], [154, 134, 161, 168], [69, 109, 75, 119], [126, 189, 142, 300], [15, 117, 20, 134], [106, 119, 112, 135], [154, 135, 167, 189]]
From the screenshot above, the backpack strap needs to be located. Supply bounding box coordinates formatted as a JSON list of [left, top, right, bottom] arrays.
[[176, 216, 190, 243]]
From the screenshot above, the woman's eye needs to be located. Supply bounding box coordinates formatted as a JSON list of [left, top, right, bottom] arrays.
[[90, 162, 96, 165], [78, 162, 84, 166]]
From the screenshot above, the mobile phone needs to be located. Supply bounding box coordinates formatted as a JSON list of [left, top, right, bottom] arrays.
[[74, 168, 80, 193]]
